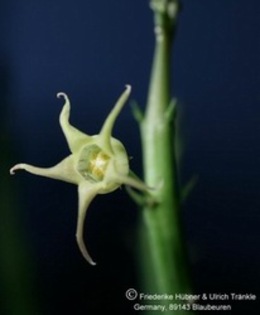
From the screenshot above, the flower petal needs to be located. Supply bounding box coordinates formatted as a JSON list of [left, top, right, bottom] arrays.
[[113, 173, 150, 192], [10, 155, 81, 185], [57, 92, 91, 153], [76, 183, 102, 265], [98, 85, 131, 154]]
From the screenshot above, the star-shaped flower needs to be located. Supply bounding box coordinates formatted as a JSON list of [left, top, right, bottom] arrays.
[[10, 85, 147, 265]]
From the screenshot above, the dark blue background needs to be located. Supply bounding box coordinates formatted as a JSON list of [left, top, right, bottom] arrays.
[[1, 1, 260, 314]]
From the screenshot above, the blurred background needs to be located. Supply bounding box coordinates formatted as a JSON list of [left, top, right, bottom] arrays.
[[0, 0, 260, 314]]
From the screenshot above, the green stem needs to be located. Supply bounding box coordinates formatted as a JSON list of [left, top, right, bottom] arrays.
[[138, 1, 193, 313]]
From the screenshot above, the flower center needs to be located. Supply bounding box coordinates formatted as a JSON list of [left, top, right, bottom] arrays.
[[77, 145, 110, 183]]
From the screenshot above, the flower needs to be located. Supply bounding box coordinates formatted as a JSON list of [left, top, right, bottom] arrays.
[[10, 85, 147, 265]]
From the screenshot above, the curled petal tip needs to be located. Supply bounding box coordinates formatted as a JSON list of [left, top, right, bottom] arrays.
[[9, 164, 23, 175], [76, 236, 97, 266], [125, 84, 132, 92], [90, 260, 97, 266], [57, 92, 68, 99]]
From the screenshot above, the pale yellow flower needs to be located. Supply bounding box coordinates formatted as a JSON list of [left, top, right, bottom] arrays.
[[10, 85, 147, 265]]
